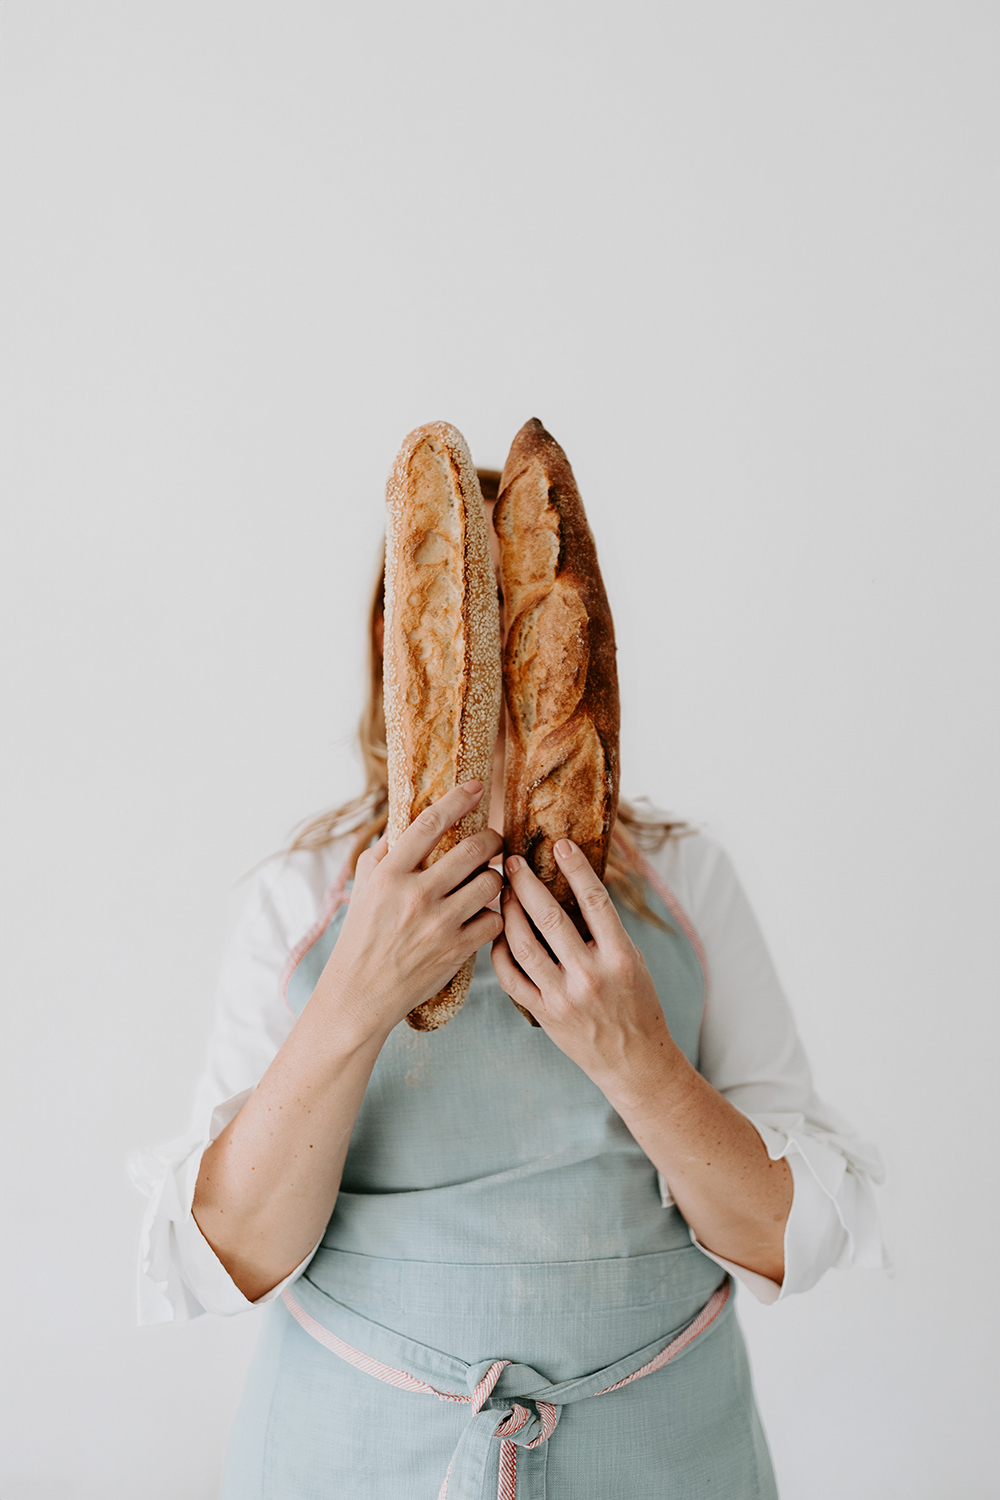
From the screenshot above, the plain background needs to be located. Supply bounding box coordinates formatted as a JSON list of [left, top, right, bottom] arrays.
[[2, 3, 998, 1497]]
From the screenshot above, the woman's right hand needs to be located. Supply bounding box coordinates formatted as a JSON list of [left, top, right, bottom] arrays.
[[194, 780, 501, 1299], [318, 780, 504, 1042]]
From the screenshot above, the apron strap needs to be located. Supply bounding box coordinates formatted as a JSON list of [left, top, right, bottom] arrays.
[[283, 1276, 731, 1500]]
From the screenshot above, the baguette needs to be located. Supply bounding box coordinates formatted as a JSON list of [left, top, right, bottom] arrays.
[[384, 421, 503, 1030], [494, 419, 620, 1005]]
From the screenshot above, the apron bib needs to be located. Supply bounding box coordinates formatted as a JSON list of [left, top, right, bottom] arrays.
[[221, 859, 778, 1500]]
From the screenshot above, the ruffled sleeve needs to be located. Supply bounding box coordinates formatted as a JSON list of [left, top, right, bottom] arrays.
[[648, 829, 889, 1305], [126, 844, 340, 1324]]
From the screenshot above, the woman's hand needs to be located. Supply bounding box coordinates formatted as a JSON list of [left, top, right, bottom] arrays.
[[491, 839, 683, 1093], [193, 780, 503, 1300], [491, 838, 793, 1284], [325, 780, 504, 1043]]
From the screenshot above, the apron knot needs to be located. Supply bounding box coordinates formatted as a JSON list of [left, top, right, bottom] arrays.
[[438, 1394, 560, 1500], [284, 1275, 731, 1500], [465, 1358, 511, 1411], [493, 1398, 559, 1450]]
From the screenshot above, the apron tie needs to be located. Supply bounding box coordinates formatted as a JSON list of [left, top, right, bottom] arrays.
[[283, 1277, 731, 1500], [435, 1383, 559, 1500]]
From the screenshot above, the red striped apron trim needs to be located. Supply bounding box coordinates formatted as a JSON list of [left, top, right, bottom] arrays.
[[592, 1277, 729, 1392], [636, 850, 711, 1005], [437, 1393, 559, 1500], [278, 854, 353, 1017], [282, 1278, 731, 1499]]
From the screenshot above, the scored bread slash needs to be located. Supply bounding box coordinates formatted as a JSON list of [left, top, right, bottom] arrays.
[[384, 421, 503, 1031], [495, 418, 620, 1023]]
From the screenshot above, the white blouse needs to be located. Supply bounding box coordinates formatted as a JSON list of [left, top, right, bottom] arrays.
[[127, 821, 888, 1325]]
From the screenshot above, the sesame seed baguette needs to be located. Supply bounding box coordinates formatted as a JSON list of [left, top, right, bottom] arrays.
[[384, 421, 503, 1030], [495, 419, 620, 1025]]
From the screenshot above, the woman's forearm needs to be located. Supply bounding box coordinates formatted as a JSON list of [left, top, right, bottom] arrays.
[[493, 845, 793, 1288], [193, 782, 504, 1304], [600, 1041, 793, 1285], [192, 986, 389, 1303]]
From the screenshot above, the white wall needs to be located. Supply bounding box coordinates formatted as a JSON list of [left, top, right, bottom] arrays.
[[2, 4, 997, 1497]]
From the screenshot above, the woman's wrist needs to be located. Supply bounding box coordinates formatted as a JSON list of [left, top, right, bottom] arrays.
[[310, 957, 409, 1053], [590, 1023, 693, 1118]]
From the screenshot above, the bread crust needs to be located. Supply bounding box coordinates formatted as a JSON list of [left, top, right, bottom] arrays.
[[384, 421, 502, 1030], [495, 419, 620, 1013]]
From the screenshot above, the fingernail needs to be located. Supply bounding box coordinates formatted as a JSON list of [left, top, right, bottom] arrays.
[[505, 855, 523, 874], [555, 839, 575, 858], [462, 779, 484, 793]]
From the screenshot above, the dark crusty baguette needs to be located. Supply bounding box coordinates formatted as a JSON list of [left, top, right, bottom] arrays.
[[384, 421, 502, 1030], [494, 419, 620, 1015]]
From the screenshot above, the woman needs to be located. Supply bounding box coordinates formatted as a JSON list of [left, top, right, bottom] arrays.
[[130, 470, 886, 1499]]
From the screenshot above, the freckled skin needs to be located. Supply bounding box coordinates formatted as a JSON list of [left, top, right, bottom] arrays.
[[492, 841, 794, 1285]]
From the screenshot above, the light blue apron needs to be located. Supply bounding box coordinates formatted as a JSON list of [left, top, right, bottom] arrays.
[[221, 864, 778, 1499]]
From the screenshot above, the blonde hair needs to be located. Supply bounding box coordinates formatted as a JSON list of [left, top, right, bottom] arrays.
[[284, 470, 688, 926]]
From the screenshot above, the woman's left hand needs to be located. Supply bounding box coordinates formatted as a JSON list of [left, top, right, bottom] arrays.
[[492, 840, 684, 1095], [493, 837, 793, 1285]]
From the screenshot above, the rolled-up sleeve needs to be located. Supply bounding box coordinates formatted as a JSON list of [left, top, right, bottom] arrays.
[[127, 847, 336, 1324], [649, 829, 889, 1305]]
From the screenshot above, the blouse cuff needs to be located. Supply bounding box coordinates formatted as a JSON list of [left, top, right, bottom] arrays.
[[657, 1117, 889, 1306], [688, 1235, 784, 1305], [128, 1087, 320, 1324]]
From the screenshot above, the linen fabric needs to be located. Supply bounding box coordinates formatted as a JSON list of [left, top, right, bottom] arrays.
[[219, 870, 777, 1498], [222, 1262, 772, 1500]]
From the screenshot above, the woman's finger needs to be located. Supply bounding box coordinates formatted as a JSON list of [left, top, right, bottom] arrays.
[[499, 879, 561, 987], [460, 905, 505, 954], [446, 864, 504, 926], [389, 781, 486, 872], [420, 824, 504, 898], [490, 931, 541, 1014], [352, 829, 390, 894], [504, 855, 583, 969], [552, 839, 622, 947]]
